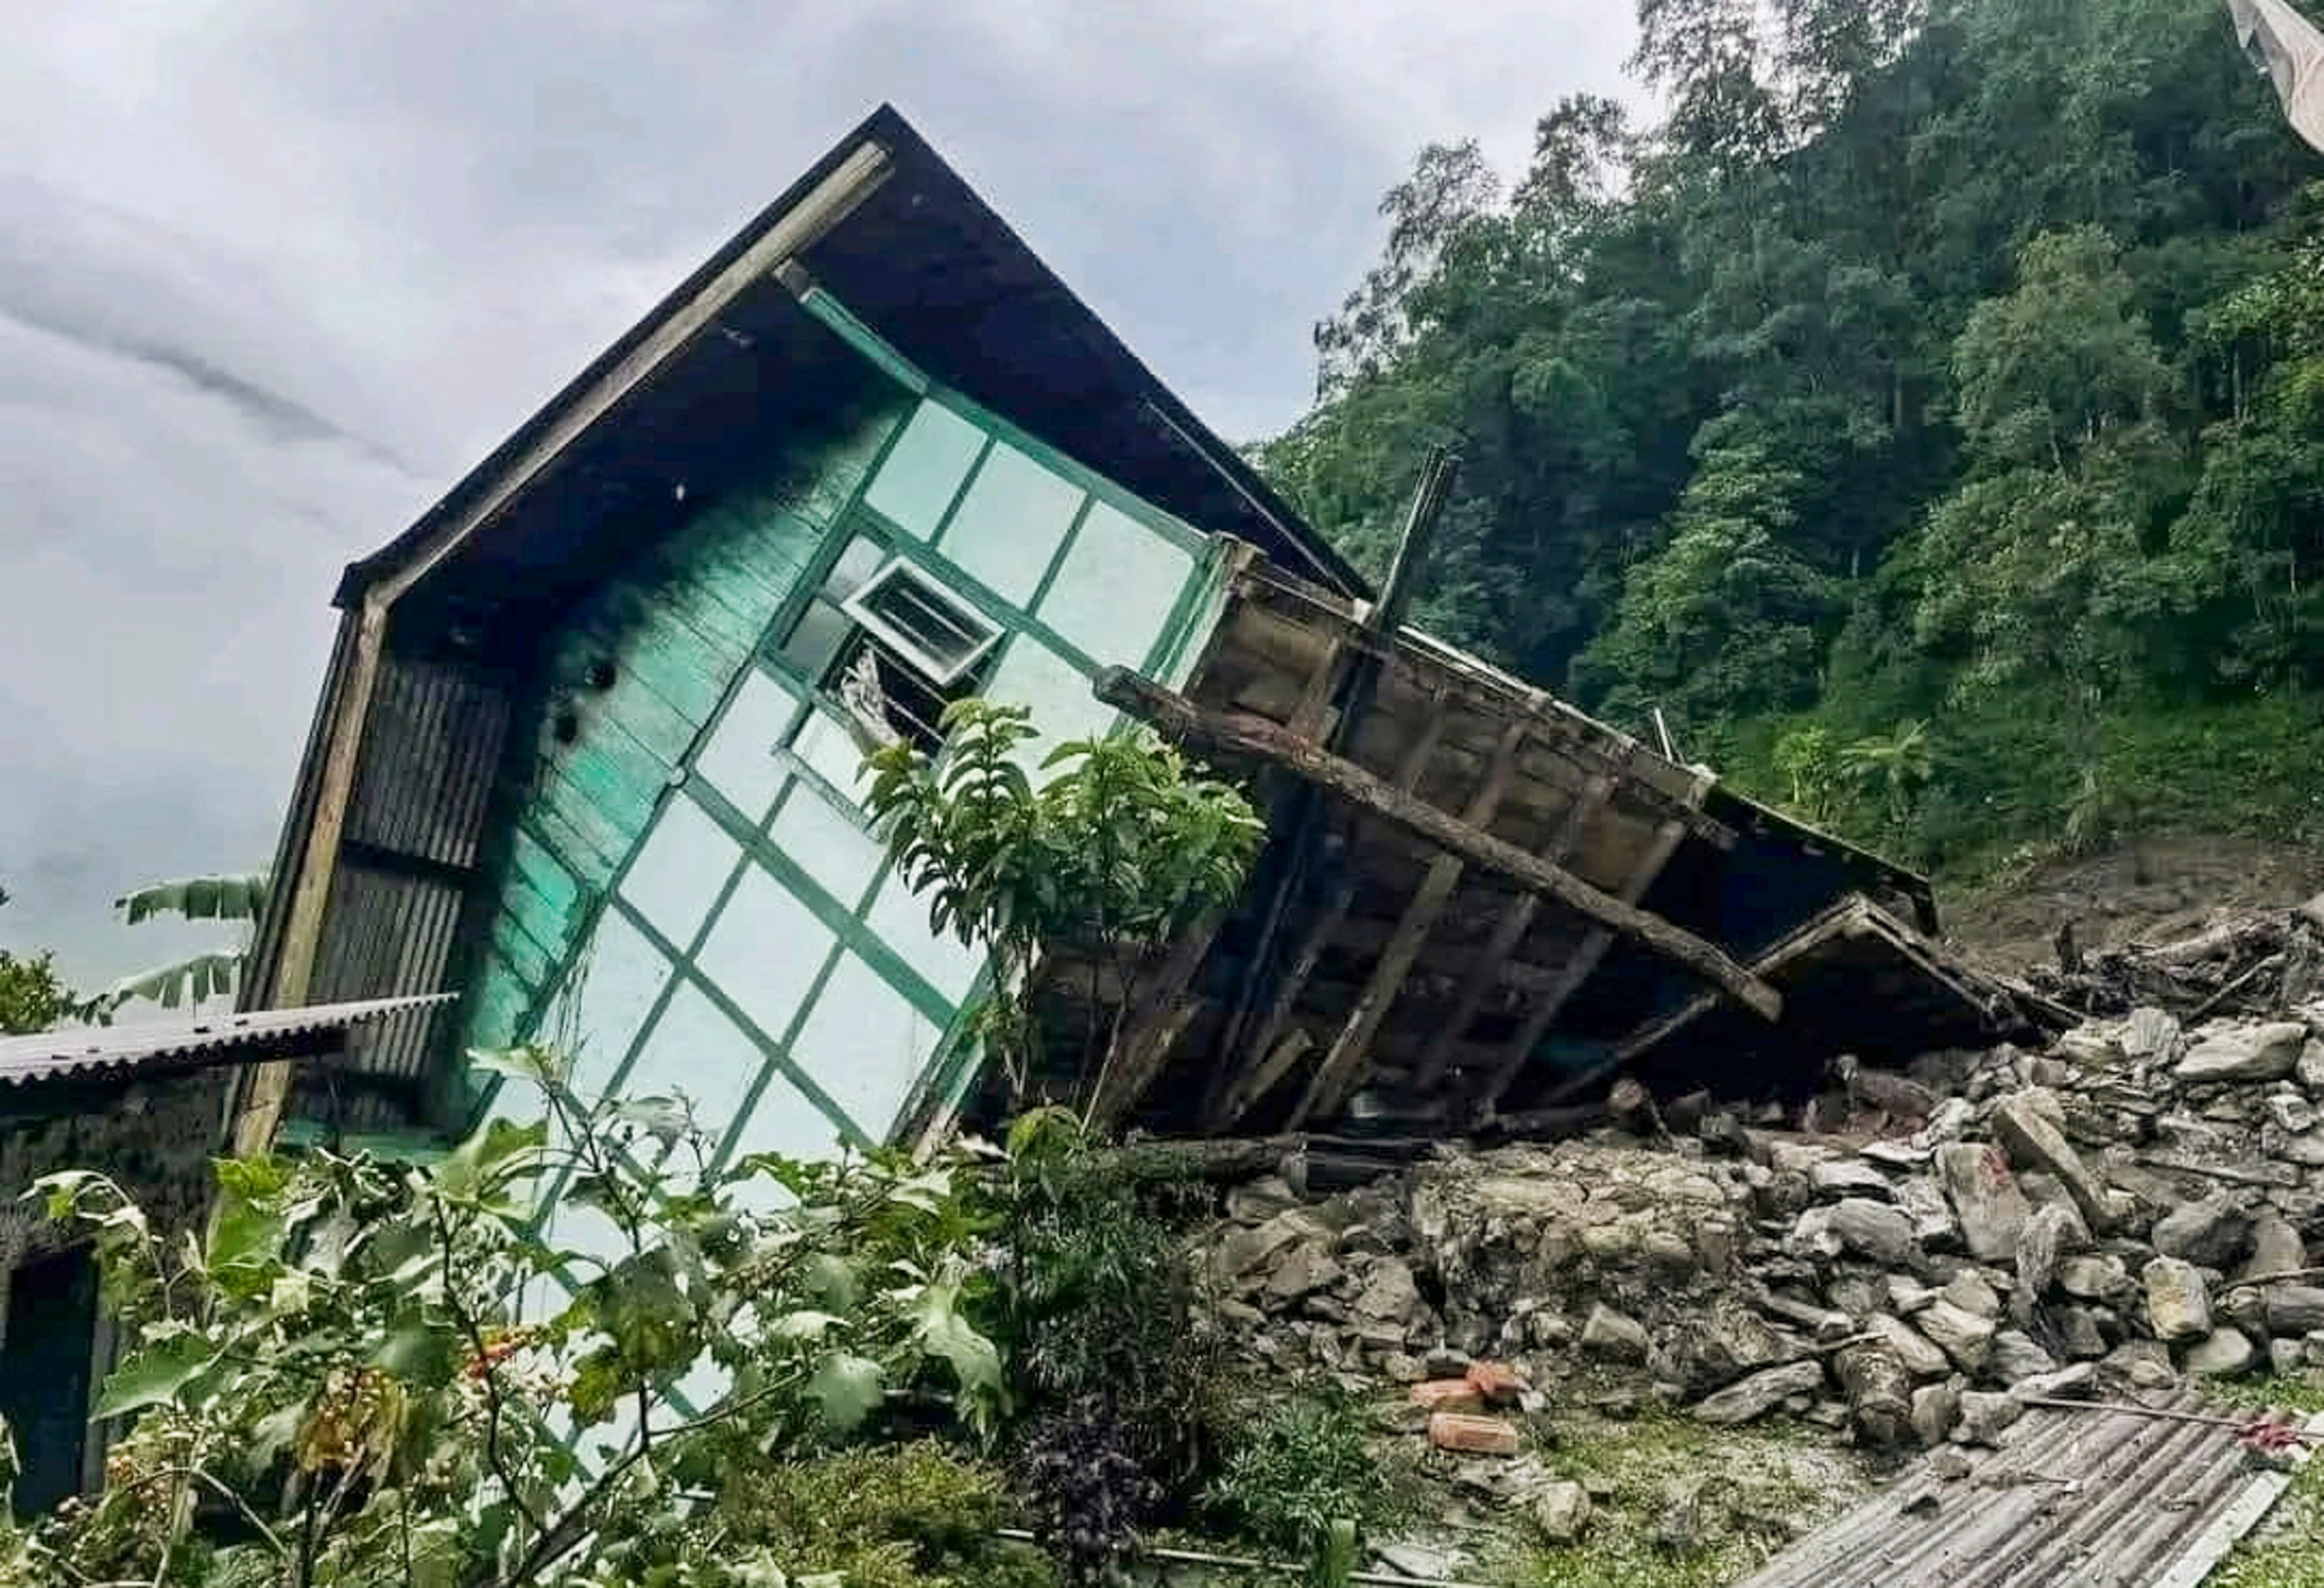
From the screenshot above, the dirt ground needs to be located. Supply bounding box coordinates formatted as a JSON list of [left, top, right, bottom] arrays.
[[1940, 834, 2324, 972]]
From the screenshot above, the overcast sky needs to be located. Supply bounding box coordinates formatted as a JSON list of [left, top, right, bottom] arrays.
[[0, 1, 1636, 990]]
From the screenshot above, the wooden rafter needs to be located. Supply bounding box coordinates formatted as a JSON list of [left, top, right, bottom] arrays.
[[1466, 771, 1710, 1122], [1096, 668, 1779, 1021], [1205, 707, 1448, 1129], [1412, 769, 1616, 1091], [1288, 718, 1528, 1127]]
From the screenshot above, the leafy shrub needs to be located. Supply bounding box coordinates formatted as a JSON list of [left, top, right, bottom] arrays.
[[716, 1441, 1053, 1588], [1012, 1400, 1162, 1586], [1200, 1384, 1387, 1555]]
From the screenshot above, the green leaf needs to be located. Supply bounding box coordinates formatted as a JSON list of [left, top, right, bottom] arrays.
[[806, 1352, 885, 1433], [800, 1252, 858, 1313], [908, 1276, 1004, 1401], [98, 1329, 223, 1418], [770, 1310, 846, 1340], [372, 1313, 463, 1387], [436, 1117, 547, 1203]]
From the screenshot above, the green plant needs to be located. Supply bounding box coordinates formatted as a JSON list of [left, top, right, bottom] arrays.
[[1200, 1384, 1386, 1556], [1012, 1399, 1161, 1586], [1770, 724, 1846, 825], [5, 1042, 1008, 1588], [1841, 719, 1933, 833], [106, 870, 271, 1013], [865, 701, 1261, 1115]]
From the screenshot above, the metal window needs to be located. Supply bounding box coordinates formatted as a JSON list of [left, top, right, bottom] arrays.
[[840, 558, 1000, 686]]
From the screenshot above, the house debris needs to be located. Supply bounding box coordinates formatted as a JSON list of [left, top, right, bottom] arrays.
[[1172, 905, 2324, 1584]]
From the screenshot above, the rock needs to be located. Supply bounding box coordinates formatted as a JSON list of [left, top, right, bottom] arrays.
[[2015, 1204, 2089, 1319], [2144, 1258, 2214, 1343], [1669, 1300, 1791, 1393], [1888, 1275, 1938, 1313], [2269, 1093, 2321, 1134], [1827, 1274, 1886, 1320], [2273, 1338, 2309, 1377], [1264, 1241, 1344, 1302], [2223, 1283, 2268, 1332], [1955, 1390, 2024, 1447], [1789, 1200, 1918, 1266], [2267, 1128, 2324, 1167], [1870, 1313, 1955, 1379], [2309, 1330, 2324, 1369], [1929, 1446, 1974, 1481], [1895, 1177, 1960, 1250], [2243, 1214, 2308, 1283], [2186, 1327, 2259, 1377], [1375, 1544, 1457, 1581], [1225, 1176, 1301, 1224], [1533, 1481, 1593, 1545], [1382, 1352, 1426, 1384], [2010, 1362, 2099, 1401], [2059, 1254, 2130, 1301], [1699, 1111, 1752, 1157], [2104, 1340, 2180, 1391], [1936, 1143, 2032, 1263], [2058, 1308, 2110, 1360], [1217, 1209, 1322, 1279], [1655, 1478, 1715, 1556], [1352, 1258, 1423, 1324], [1916, 1299, 1997, 1374], [1942, 1270, 2004, 1320], [1771, 1141, 1835, 1176], [2265, 1284, 2324, 1337], [1665, 1091, 1712, 1137], [1581, 1304, 1651, 1363], [1692, 1361, 1825, 1426], [1809, 1159, 1896, 1200], [2179, 1022, 2310, 1084], [2154, 1194, 2255, 1271], [1428, 1413, 1520, 1455], [1912, 1382, 1963, 1447], [1993, 1092, 2112, 1231], [1990, 1329, 2061, 1384], [2300, 1040, 2324, 1092], [2124, 1008, 2181, 1062], [1834, 1341, 1916, 1447], [1422, 1345, 1474, 1378]]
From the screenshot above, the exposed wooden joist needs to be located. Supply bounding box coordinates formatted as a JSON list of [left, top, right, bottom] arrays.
[[1466, 777, 1707, 1123], [1205, 708, 1447, 1130], [1412, 770, 1617, 1090], [1289, 718, 1529, 1127], [1096, 668, 1780, 1023], [1086, 908, 1227, 1130]]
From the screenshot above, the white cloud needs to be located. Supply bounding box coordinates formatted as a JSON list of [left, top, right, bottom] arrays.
[[0, 1, 1636, 983]]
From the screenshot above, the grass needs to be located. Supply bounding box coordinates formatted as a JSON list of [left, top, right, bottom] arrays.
[[2207, 1372, 2324, 1588]]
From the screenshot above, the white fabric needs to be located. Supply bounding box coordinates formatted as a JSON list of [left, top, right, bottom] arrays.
[[2231, 0, 2324, 153]]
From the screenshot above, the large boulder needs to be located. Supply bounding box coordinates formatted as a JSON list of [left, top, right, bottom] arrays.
[[2178, 1022, 2310, 1084], [1936, 1143, 2032, 1263], [1991, 1092, 2111, 1232], [2153, 1194, 2255, 1271], [2144, 1258, 2214, 1343], [1692, 1361, 1824, 1426], [1580, 1304, 1651, 1363], [2186, 1327, 2258, 1377], [2264, 1284, 2324, 1338], [1917, 1299, 1998, 1374]]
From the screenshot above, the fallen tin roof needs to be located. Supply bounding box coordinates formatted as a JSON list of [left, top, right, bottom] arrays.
[[1733, 1390, 2323, 1588], [0, 995, 456, 1088]]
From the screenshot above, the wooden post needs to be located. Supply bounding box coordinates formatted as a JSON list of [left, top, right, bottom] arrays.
[[1206, 710, 1447, 1130], [1095, 668, 1781, 1022], [1289, 718, 1527, 1127]]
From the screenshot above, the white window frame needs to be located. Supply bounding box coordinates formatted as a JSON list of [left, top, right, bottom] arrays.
[[839, 556, 1002, 687]]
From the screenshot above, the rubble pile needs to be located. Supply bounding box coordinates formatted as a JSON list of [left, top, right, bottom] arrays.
[[1197, 905, 2324, 1465]]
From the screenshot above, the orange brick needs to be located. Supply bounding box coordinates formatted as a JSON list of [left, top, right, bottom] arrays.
[[1409, 1379, 1486, 1414], [1465, 1359, 1528, 1405], [1428, 1412, 1520, 1455]]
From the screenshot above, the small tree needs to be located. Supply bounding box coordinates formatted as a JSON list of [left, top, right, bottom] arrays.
[[864, 702, 1262, 1117], [0, 884, 85, 1035], [1842, 718, 1933, 834]]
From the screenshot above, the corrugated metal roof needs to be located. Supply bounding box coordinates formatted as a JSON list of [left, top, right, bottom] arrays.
[[1733, 1390, 2323, 1588], [0, 995, 456, 1087]]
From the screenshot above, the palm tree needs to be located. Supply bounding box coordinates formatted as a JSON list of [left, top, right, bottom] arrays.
[[106, 871, 270, 1014], [1842, 719, 1934, 833]]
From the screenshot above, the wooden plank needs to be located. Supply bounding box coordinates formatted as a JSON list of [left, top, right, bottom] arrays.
[[1097, 668, 1780, 1023], [1411, 771, 1619, 1091], [1206, 708, 1447, 1130], [1289, 718, 1528, 1127], [1466, 779, 1707, 1124], [1085, 909, 1226, 1129]]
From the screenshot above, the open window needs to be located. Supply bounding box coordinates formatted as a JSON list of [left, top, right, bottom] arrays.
[[777, 534, 1002, 755]]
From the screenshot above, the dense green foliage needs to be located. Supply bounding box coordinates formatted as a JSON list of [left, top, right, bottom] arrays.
[[1265, 0, 2324, 871], [0, 884, 84, 1035]]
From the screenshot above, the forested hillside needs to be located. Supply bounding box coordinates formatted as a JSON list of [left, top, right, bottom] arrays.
[[1261, 0, 2324, 880]]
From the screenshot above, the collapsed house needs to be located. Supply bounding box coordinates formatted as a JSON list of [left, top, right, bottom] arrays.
[[230, 106, 2031, 1234]]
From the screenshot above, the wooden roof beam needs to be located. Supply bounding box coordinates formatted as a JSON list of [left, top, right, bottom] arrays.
[[1096, 668, 1781, 1024], [1289, 718, 1528, 1127]]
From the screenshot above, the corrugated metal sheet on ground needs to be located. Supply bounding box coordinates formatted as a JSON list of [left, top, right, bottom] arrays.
[[0, 995, 455, 1086], [1734, 1391, 2323, 1588]]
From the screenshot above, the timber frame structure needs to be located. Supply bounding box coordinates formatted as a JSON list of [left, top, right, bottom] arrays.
[[997, 555, 1961, 1140]]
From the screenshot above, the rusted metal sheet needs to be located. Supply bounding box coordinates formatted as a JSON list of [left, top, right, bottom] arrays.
[[0, 996, 454, 1087], [1732, 1392, 2322, 1588]]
